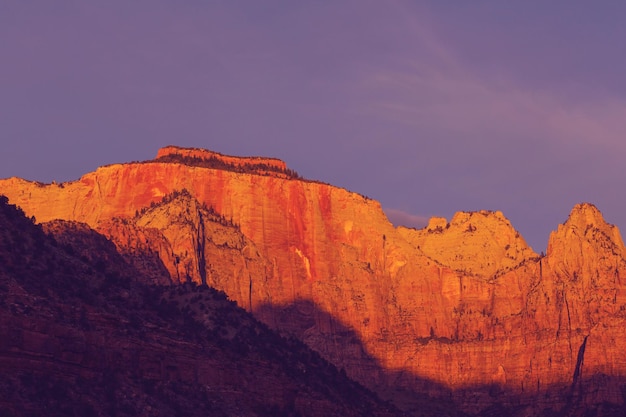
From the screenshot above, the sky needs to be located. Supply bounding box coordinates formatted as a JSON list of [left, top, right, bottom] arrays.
[[1, 1, 625, 251]]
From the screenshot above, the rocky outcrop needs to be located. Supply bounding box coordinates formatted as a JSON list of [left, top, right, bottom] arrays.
[[100, 190, 270, 310], [399, 209, 537, 277], [2, 147, 626, 416]]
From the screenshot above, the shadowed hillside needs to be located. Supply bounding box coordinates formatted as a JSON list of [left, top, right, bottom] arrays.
[[0, 195, 401, 417]]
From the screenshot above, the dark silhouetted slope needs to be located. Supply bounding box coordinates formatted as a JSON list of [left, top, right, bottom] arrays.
[[0, 195, 401, 417]]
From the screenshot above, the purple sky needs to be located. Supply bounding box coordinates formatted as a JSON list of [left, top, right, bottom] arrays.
[[1, 1, 625, 251]]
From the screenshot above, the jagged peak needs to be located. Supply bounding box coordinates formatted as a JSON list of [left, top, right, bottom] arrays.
[[547, 202, 625, 259], [425, 216, 447, 231], [408, 209, 537, 277], [556, 203, 618, 239], [423, 210, 512, 232], [564, 202, 606, 228], [450, 209, 508, 227]]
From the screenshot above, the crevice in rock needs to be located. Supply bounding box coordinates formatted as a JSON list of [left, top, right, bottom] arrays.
[[571, 335, 589, 391], [246, 259, 253, 311], [564, 289, 573, 356], [196, 210, 207, 286]]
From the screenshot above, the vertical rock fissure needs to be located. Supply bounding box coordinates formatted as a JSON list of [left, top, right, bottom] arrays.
[[564, 289, 573, 356], [556, 300, 563, 339], [167, 240, 182, 283], [246, 259, 253, 311], [382, 234, 387, 275], [571, 335, 589, 391], [196, 210, 207, 285]]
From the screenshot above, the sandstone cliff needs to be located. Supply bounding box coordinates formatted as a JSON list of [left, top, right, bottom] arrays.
[[2, 146, 625, 416]]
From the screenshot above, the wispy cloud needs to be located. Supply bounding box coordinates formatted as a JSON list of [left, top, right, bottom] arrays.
[[359, 4, 626, 154], [384, 208, 429, 229], [367, 66, 626, 152]]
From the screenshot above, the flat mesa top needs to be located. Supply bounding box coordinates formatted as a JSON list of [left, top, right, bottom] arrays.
[[156, 146, 287, 171]]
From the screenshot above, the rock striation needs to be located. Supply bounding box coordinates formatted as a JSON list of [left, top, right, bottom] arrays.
[[2, 146, 626, 416]]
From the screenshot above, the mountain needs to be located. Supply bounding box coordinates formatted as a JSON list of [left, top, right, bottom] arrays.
[[0, 195, 400, 417], [2, 145, 626, 416]]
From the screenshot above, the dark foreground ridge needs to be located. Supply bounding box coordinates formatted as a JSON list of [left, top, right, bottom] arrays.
[[0, 195, 399, 417]]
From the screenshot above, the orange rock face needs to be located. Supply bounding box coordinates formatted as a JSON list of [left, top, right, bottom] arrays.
[[1, 147, 625, 415]]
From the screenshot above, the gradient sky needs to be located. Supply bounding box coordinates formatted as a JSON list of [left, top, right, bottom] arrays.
[[1, 1, 625, 251]]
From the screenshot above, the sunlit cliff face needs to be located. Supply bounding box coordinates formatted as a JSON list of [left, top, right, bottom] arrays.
[[1, 146, 626, 415]]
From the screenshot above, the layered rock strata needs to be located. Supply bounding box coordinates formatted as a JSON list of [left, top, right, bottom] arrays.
[[2, 146, 625, 416]]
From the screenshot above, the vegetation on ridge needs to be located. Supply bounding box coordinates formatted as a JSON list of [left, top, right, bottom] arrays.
[[132, 188, 240, 230], [154, 153, 303, 180]]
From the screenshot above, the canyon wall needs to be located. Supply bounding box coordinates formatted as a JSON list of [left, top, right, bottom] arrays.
[[2, 146, 625, 415]]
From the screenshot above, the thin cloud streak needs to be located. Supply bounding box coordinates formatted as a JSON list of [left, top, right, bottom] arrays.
[[384, 208, 429, 230], [353, 2, 626, 155], [365, 65, 626, 153]]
